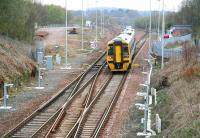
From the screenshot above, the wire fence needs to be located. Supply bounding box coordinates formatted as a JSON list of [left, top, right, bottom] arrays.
[[152, 34, 192, 58]]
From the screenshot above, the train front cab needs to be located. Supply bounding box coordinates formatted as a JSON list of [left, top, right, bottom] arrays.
[[106, 40, 131, 72]]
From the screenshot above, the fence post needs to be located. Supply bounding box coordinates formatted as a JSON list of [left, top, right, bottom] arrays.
[[0, 83, 13, 110], [151, 88, 157, 105], [156, 114, 161, 133]]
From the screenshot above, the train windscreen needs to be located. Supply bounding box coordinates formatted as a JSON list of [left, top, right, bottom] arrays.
[[123, 44, 129, 58]]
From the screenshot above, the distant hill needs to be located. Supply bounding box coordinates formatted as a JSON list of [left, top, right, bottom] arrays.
[[70, 8, 151, 26]]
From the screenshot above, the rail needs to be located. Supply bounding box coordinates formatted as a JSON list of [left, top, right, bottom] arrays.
[[2, 52, 106, 138]]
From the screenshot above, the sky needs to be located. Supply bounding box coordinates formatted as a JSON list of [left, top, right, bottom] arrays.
[[40, 0, 184, 11]]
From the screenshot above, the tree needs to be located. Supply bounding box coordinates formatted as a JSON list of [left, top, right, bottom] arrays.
[[45, 5, 65, 25], [0, 1, 71, 42]]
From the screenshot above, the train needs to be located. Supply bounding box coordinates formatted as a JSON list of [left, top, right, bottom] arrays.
[[106, 27, 135, 72]]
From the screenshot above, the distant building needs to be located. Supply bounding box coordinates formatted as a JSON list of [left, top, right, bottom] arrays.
[[86, 20, 92, 27], [168, 25, 192, 37]]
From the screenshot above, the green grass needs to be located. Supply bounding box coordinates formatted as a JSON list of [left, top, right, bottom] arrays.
[[170, 121, 200, 138], [165, 44, 182, 49]]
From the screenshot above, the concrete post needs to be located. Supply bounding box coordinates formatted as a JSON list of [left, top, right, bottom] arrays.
[[156, 114, 161, 133], [0, 83, 13, 110]]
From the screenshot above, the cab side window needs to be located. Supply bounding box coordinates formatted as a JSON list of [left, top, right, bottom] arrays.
[[108, 45, 114, 55]]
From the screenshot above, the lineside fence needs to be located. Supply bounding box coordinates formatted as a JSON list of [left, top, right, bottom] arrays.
[[152, 34, 192, 58], [37, 24, 80, 29]]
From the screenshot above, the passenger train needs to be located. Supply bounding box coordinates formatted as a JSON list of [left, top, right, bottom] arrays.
[[106, 27, 135, 72]]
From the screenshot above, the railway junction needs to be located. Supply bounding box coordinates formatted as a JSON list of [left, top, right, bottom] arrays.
[[0, 0, 199, 138]]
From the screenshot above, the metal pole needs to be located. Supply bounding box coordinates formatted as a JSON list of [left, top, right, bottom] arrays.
[[158, 0, 161, 39], [38, 65, 41, 87], [65, 0, 68, 65], [149, 0, 152, 57], [103, 8, 105, 35], [81, 0, 84, 50], [3, 83, 7, 107], [100, 6, 103, 36], [95, 0, 98, 46], [161, 0, 165, 69]]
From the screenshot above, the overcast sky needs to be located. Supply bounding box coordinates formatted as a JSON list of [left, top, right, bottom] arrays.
[[41, 0, 183, 11]]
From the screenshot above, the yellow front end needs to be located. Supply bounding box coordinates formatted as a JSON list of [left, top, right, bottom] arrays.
[[106, 41, 131, 72]]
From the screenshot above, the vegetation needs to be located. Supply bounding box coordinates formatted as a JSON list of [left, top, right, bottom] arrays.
[[152, 42, 200, 137], [0, 36, 36, 97], [134, 0, 200, 36], [176, 0, 200, 37], [0, 0, 35, 42], [0, 1, 70, 42], [134, 11, 162, 30]]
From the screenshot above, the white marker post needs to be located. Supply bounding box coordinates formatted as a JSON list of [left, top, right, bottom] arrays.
[[156, 114, 162, 133], [0, 83, 13, 110], [35, 65, 44, 89]]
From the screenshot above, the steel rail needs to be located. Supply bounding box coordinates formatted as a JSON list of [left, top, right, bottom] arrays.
[[2, 52, 106, 138], [73, 32, 148, 138], [92, 33, 148, 138], [44, 62, 107, 138], [73, 74, 124, 138], [92, 72, 128, 138], [65, 73, 113, 138]]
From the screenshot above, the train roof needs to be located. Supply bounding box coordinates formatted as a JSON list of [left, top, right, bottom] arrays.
[[108, 28, 135, 45]]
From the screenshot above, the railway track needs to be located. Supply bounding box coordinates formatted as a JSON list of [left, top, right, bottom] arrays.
[[45, 62, 111, 138], [71, 32, 147, 138], [2, 53, 106, 138], [73, 73, 128, 138], [3, 31, 148, 138], [44, 33, 147, 138]]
